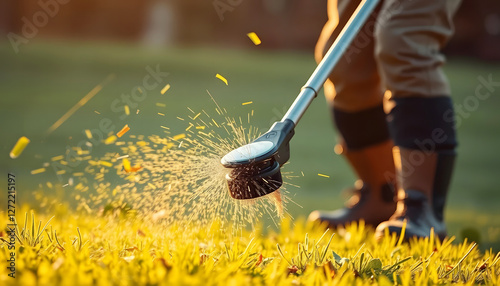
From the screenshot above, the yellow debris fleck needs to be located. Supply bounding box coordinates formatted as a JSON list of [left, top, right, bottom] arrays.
[[216, 73, 228, 85], [122, 157, 142, 173], [94, 110, 101, 114], [156, 103, 166, 107], [85, 129, 93, 139], [31, 168, 46, 175], [193, 113, 201, 120], [73, 172, 84, 177], [196, 126, 206, 130], [10, 136, 30, 159], [318, 173, 330, 178], [56, 170, 66, 175], [172, 134, 186, 141], [212, 119, 220, 128], [99, 161, 113, 167], [158, 113, 165, 116], [247, 32, 262, 45], [242, 101, 253, 105], [161, 84, 171, 95], [198, 131, 210, 137], [104, 135, 117, 145], [51, 155, 64, 161], [124, 105, 130, 116], [78, 149, 90, 155]]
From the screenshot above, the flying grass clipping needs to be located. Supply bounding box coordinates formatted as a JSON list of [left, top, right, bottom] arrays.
[[160, 83, 171, 95], [247, 32, 262, 45], [10, 136, 30, 159], [216, 73, 228, 85]]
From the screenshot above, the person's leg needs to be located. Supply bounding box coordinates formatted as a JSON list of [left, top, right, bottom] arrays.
[[309, 0, 396, 227], [373, 0, 462, 239]]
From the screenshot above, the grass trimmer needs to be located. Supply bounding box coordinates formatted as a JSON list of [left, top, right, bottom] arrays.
[[221, 0, 380, 199]]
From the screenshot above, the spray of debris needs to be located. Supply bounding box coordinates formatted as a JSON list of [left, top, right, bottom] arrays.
[[34, 91, 297, 232]]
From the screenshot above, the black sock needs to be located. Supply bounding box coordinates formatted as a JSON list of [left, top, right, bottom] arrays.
[[333, 104, 390, 150], [387, 96, 457, 152]]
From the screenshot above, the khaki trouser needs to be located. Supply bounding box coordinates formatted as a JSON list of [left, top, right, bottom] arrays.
[[315, 0, 462, 112]]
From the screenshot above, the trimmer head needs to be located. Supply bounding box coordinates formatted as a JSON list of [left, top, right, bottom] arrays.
[[221, 119, 295, 200]]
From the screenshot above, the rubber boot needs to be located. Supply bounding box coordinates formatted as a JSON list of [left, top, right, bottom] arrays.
[[308, 140, 397, 228], [375, 147, 456, 240]]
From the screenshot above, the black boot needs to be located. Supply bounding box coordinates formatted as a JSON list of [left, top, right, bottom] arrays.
[[309, 182, 396, 228], [375, 148, 456, 240], [375, 190, 447, 240], [432, 150, 456, 222], [308, 139, 397, 228]]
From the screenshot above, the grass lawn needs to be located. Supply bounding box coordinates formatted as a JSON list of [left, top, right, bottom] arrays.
[[1, 208, 499, 285], [0, 40, 500, 252]]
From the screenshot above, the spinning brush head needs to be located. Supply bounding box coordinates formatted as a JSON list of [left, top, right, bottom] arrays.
[[221, 120, 295, 200]]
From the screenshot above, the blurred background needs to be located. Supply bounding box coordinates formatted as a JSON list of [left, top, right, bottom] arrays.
[[1, 0, 499, 249], [1, 0, 500, 57]]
